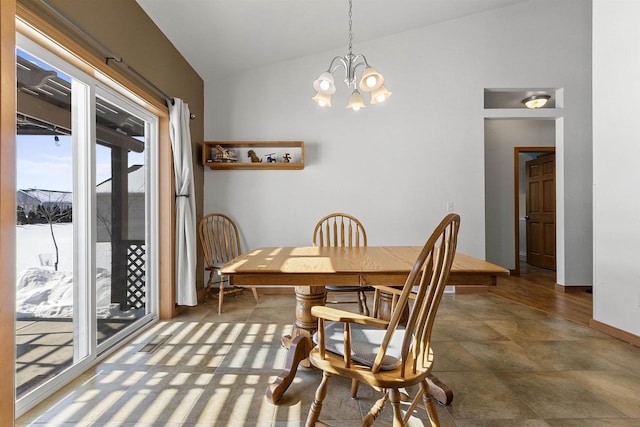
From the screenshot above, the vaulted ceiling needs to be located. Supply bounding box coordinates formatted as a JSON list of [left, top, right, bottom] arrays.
[[136, 0, 529, 79]]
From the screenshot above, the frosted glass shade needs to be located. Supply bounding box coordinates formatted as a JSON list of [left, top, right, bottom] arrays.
[[522, 95, 550, 109], [358, 67, 384, 92], [312, 92, 332, 107], [370, 84, 392, 104], [346, 91, 366, 111], [313, 72, 336, 95]]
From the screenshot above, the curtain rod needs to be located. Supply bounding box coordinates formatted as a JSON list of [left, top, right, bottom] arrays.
[[40, 0, 196, 119]]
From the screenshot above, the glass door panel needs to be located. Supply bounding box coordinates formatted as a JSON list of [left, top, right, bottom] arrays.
[[95, 96, 147, 346], [15, 48, 75, 398]]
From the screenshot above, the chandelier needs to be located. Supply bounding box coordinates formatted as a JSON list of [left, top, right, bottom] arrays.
[[312, 0, 391, 111]]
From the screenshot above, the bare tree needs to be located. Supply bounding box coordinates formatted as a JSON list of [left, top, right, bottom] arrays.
[[96, 203, 112, 239], [36, 197, 72, 271]]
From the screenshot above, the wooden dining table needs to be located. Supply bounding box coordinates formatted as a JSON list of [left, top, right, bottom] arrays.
[[221, 246, 509, 405]]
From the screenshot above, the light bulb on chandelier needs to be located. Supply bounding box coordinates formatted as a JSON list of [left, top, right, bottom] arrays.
[[312, 0, 391, 111]]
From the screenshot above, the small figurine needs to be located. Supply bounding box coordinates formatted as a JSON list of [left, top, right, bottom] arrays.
[[266, 153, 276, 163], [283, 153, 291, 163], [214, 144, 237, 162], [248, 150, 262, 163]]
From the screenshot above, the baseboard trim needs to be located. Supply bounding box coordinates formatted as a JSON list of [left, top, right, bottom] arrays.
[[554, 283, 593, 293], [590, 318, 640, 347]]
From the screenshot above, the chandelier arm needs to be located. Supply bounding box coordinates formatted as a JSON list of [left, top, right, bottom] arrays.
[[351, 54, 369, 84], [352, 53, 370, 68], [340, 54, 368, 89], [327, 56, 349, 74]]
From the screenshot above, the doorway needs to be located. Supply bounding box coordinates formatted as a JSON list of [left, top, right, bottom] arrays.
[[513, 147, 556, 275]]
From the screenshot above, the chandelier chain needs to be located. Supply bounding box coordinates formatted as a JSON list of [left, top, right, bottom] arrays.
[[348, 0, 353, 57]]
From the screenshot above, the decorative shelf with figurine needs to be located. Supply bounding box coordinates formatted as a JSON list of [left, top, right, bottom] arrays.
[[202, 141, 304, 170]]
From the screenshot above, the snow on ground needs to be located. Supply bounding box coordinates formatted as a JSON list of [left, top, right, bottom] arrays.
[[16, 223, 144, 320]]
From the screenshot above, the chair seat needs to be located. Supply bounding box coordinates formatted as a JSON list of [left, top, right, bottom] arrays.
[[313, 321, 406, 371], [308, 343, 432, 391]]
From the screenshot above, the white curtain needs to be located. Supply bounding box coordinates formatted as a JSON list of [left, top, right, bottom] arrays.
[[168, 98, 197, 306]]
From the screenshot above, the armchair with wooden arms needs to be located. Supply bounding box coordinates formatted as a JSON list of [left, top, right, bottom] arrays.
[[198, 213, 259, 314], [305, 213, 460, 427], [313, 212, 371, 315]]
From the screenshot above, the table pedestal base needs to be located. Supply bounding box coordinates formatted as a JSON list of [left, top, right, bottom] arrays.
[[266, 334, 311, 404]]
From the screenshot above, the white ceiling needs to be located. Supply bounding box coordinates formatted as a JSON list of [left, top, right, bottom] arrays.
[[136, 0, 529, 79]]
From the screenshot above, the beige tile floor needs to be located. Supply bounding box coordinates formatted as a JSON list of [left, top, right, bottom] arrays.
[[17, 291, 640, 426], [16, 318, 134, 398]]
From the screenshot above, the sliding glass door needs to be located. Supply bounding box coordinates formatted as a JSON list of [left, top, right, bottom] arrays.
[[15, 36, 159, 413]]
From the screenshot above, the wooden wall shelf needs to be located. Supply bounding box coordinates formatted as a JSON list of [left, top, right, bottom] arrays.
[[202, 141, 304, 170]]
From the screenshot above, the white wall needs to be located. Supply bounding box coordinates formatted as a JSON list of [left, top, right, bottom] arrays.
[[593, 0, 640, 336], [204, 0, 592, 285]]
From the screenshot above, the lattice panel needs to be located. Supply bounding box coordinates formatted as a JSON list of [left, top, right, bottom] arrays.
[[127, 243, 146, 309]]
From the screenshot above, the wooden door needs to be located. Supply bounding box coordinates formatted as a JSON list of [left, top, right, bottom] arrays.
[[526, 153, 556, 270]]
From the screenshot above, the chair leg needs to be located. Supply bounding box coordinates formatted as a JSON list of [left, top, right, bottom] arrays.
[[358, 290, 369, 316], [204, 272, 214, 303], [362, 391, 388, 426], [350, 379, 360, 398], [251, 286, 260, 304], [389, 388, 404, 427], [218, 282, 224, 314], [420, 380, 441, 427], [305, 371, 331, 427]]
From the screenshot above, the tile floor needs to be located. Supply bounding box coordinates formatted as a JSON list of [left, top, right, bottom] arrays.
[[17, 291, 640, 426], [16, 318, 134, 398]]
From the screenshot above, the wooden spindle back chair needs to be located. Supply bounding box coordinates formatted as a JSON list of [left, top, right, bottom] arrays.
[[313, 213, 370, 315], [305, 213, 460, 427], [198, 213, 259, 314]]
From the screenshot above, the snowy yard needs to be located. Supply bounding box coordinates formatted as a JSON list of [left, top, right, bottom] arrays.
[[16, 223, 143, 319]]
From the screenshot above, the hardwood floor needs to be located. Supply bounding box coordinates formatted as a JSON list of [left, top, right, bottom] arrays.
[[488, 261, 593, 325]]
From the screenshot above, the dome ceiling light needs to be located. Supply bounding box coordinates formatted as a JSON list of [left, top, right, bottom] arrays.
[[522, 94, 551, 109]]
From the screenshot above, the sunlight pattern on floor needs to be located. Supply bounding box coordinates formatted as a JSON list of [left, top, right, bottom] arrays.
[[17, 291, 640, 426]]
